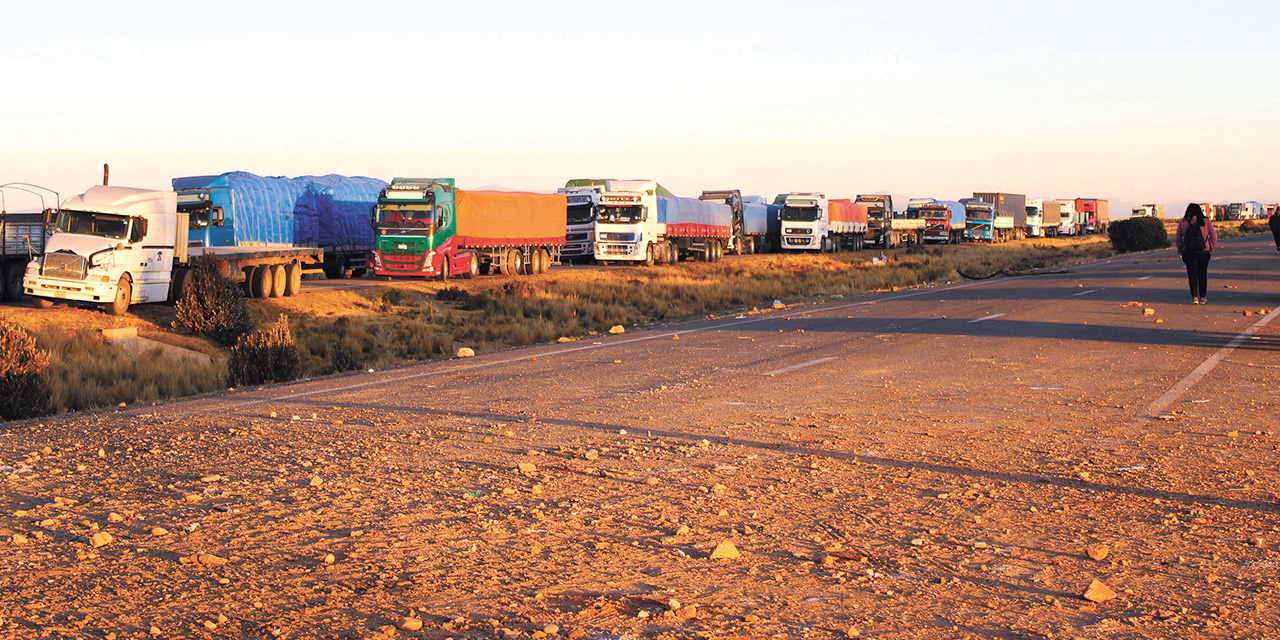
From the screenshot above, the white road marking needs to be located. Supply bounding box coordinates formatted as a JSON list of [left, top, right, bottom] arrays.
[[968, 314, 1005, 324], [762, 357, 837, 377], [1072, 289, 1099, 296], [1145, 304, 1280, 416], [1137, 276, 1153, 281]]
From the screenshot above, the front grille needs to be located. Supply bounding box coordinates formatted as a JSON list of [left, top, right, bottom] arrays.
[[41, 252, 87, 281], [383, 253, 421, 263], [599, 243, 636, 256]]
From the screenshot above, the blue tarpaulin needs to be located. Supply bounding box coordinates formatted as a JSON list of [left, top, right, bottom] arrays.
[[743, 203, 781, 236], [172, 172, 385, 250]]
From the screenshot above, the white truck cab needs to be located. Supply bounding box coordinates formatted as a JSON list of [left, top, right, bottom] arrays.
[[558, 185, 601, 262], [779, 192, 829, 251], [594, 180, 662, 264], [25, 186, 184, 315]]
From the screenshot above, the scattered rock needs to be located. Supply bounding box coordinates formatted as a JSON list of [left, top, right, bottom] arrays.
[[397, 617, 423, 631], [1142, 308, 1155, 316], [107, 512, 125, 523], [608, 325, 625, 334], [542, 623, 560, 635], [1087, 544, 1110, 561], [90, 532, 114, 548], [1083, 579, 1117, 603], [643, 477, 659, 486], [711, 483, 727, 494], [709, 540, 740, 560], [518, 462, 538, 474], [150, 527, 169, 537], [324, 554, 336, 564], [197, 553, 229, 566], [201, 475, 222, 483], [11, 533, 28, 545], [309, 476, 324, 488], [456, 347, 476, 358], [584, 450, 599, 461], [557, 336, 573, 343]]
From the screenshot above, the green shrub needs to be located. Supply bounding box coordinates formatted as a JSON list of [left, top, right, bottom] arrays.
[[1108, 217, 1170, 253], [174, 254, 253, 345], [0, 319, 52, 420], [229, 315, 300, 386]]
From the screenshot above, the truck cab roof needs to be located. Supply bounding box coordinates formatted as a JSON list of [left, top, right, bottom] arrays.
[[62, 186, 175, 216]]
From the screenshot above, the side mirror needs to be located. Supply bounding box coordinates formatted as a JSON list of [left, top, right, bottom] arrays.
[[43, 208, 58, 225], [213, 207, 225, 226]]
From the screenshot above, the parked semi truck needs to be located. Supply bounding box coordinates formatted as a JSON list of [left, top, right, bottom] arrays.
[[592, 180, 729, 265], [1227, 201, 1263, 220], [1075, 198, 1109, 233], [858, 194, 919, 248], [558, 181, 603, 263], [1028, 199, 1062, 237], [777, 192, 867, 252], [1131, 203, 1166, 219], [173, 172, 383, 282], [25, 184, 322, 314], [741, 196, 781, 253], [962, 198, 1014, 242], [973, 193, 1027, 241], [371, 178, 566, 279], [909, 198, 965, 244], [1, 184, 57, 302], [697, 189, 748, 254]]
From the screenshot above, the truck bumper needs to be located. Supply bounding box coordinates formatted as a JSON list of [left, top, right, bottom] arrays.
[[781, 235, 816, 249], [26, 275, 117, 305], [595, 242, 642, 260]]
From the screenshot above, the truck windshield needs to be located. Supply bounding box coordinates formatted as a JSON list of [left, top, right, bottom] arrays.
[[567, 203, 596, 225], [376, 203, 432, 227], [598, 205, 644, 224], [919, 208, 947, 219], [781, 206, 818, 221], [55, 210, 129, 239], [866, 210, 885, 220], [967, 210, 993, 221]]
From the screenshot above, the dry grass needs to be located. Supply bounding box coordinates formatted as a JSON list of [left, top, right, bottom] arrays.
[[33, 326, 227, 413]]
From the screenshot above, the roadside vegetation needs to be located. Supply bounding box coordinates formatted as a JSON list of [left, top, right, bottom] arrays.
[[2, 225, 1268, 420]]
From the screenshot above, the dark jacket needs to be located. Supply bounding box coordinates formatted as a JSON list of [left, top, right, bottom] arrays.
[[1269, 212, 1280, 248], [1175, 217, 1217, 254]]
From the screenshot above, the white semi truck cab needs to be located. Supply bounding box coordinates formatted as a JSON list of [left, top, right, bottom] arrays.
[[779, 192, 828, 251], [25, 187, 186, 315], [594, 180, 662, 265], [558, 185, 601, 262]]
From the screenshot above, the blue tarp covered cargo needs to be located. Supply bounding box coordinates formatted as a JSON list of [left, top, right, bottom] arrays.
[[743, 202, 781, 236], [298, 175, 383, 250], [656, 196, 731, 238], [172, 172, 385, 250]]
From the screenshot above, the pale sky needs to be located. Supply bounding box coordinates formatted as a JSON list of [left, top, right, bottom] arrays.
[[2, 0, 1277, 215]]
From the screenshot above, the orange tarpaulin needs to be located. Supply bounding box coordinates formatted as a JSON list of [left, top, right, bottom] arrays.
[[828, 199, 868, 225], [455, 190, 567, 247]]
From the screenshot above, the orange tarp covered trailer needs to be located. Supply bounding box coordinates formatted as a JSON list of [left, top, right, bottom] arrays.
[[455, 190, 567, 248]]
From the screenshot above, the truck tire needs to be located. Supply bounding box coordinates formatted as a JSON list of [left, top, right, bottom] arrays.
[[325, 255, 348, 279], [250, 265, 271, 299], [439, 256, 451, 282], [463, 252, 478, 279], [667, 243, 678, 264], [507, 249, 524, 276], [643, 244, 655, 267], [168, 267, 191, 305], [0, 264, 11, 302], [536, 248, 550, 274], [714, 240, 723, 261], [270, 264, 286, 298], [107, 276, 131, 316], [4, 263, 26, 301], [284, 263, 302, 296]]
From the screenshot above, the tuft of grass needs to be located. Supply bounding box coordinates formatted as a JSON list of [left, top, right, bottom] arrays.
[[35, 327, 227, 414]]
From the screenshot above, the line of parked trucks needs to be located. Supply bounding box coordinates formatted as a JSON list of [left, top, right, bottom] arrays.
[[7, 168, 1270, 316]]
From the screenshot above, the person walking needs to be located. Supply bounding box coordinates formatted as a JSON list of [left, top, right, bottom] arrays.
[[1269, 207, 1280, 253], [1175, 203, 1218, 304]]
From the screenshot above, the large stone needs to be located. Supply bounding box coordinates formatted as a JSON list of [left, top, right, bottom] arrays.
[[90, 532, 114, 548], [1083, 579, 1117, 603], [709, 540, 740, 560], [1087, 544, 1110, 561], [456, 347, 476, 358]]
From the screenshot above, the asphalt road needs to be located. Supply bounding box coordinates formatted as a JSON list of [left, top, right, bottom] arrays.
[[6, 234, 1280, 639]]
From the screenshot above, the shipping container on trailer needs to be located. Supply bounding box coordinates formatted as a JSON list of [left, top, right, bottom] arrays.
[[973, 192, 1026, 242]]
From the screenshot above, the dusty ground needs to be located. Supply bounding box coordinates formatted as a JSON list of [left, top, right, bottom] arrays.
[[3, 233, 1279, 640]]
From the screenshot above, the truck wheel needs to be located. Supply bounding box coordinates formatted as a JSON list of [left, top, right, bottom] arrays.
[[33, 297, 54, 309], [270, 264, 286, 298], [463, 252, 478, 279], [3, 263, 25, 301], [714, 240, 724, 261], [250, 265, 271, 299], [507, 249, 524, 276], [325, 255, 348, 279], [643, 244, 655, 267], [168, 267, 191, 305], [0, 264, 10, 302], [439, 256, 451, 282], [538, 249, 551, 273], [284, 263, 302, 296], [667, 244, 678, 264], [107, 276, 132, 316]]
